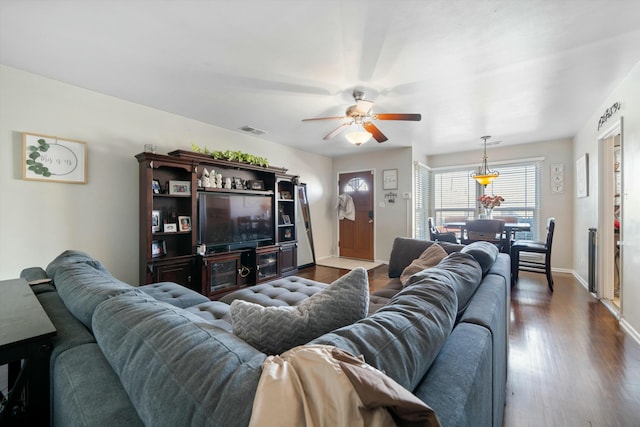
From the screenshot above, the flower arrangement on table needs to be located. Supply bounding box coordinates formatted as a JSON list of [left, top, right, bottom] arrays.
[[478, 195, 504, 209]]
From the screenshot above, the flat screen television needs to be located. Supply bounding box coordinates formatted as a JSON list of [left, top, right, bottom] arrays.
[[198, 192, 273, 250]]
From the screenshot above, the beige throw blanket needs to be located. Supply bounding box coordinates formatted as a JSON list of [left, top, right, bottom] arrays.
[[249, 345, 441, 427]]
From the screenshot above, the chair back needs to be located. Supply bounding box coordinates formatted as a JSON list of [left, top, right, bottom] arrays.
[[463, 219, 506, 244], [545, 218, 556, 250], [428, 217, 438, 240], [493, 216, 518, 224]]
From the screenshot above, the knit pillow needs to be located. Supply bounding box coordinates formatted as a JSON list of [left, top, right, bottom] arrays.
[[230, 267, 369, 355], [400, 243, 448, 286]]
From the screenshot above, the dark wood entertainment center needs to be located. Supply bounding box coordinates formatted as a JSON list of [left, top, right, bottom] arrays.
[[136, 150, 298, 299]]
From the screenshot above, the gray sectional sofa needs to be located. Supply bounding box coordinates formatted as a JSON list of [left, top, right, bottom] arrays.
[[20, 237, 509, 427]]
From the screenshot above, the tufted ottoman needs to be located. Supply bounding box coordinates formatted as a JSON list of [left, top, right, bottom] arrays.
[[140, 281, 210, 308], [219, 276, 328, 307]]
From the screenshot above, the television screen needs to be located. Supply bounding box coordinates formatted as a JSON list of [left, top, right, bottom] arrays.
[[198, 192, 273, 248]]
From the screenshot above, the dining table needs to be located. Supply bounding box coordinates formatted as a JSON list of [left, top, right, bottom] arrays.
[[443, 220, 532, 253]]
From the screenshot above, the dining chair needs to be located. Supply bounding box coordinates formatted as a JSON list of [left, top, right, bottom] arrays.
[[510, 218, 556, 292], [461, 219, 506, 252], [428, 217, 459, 243], [494, 216, 519, 240]]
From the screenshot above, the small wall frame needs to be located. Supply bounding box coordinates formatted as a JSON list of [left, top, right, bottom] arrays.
[[23, 132, 87, 184], [382, 169, 398, 190], [576, 154, 589, 198]]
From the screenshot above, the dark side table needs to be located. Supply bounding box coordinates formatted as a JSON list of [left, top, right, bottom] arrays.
[[0, 278, 56, 426]]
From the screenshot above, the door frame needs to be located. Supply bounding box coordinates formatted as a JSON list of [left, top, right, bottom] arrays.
[[336, 168, 376, 259], [597, 118, 623, 313]]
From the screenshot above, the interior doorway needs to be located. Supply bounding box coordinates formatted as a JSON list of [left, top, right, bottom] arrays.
[[338, 170, 374, 260], [598, 120, 623, 312]]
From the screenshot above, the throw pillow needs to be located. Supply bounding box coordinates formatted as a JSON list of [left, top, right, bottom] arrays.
[[230, 267, 369, 355], [400, 243, 448, 286], [460, 241, 499, 274]]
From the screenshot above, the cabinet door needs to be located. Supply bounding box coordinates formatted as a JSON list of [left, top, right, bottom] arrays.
[[256, 249, 279, 283], [202, 254, 241, 297], [279, 243, 298, 276], [149, 258, 193, 287]]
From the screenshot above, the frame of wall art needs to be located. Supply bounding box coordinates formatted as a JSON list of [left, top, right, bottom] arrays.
[[23, 132, 87, 184]]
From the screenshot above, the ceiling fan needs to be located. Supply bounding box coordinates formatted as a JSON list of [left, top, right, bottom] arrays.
[[301, 90, 421, 144]]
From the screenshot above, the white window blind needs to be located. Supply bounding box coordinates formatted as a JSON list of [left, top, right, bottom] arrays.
[[414, 162, 430, 240], [432, 160, 542, 239]]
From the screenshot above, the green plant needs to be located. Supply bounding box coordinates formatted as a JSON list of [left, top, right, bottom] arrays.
[[191, 144, 269, 167], [26, 138, 52, 177]]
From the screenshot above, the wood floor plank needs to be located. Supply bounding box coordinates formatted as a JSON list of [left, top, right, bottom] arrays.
[[298, 265, 640, 426]]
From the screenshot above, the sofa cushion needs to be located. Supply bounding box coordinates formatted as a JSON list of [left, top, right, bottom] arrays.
[[461, 241, 499, 274], [46, 250, 111, 278], [53, 343, 143, 427], [310, 270, 459, 392], [230, 267, 369, 355], [407, 252, 483, 317], [388, 237, 465, 278], [93, 292, 266, 427], [414, 323, 493, 427], [400, 242, 448, 285]]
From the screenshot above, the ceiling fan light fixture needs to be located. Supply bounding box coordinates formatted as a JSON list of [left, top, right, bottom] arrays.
[[471, 135, 500, 186], [345, 130, 372, 146]]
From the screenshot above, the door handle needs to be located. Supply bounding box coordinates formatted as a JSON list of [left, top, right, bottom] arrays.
[[368, 210, 374, 223]]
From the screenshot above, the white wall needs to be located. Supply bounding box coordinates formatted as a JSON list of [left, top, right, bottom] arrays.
[[0, 65, 334, 284], [332, 147, 413, 262], [574, 61, 640, 338], [427, 138, 575, 271]]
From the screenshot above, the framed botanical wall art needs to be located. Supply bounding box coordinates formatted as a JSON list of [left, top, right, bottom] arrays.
[[23, 132, 87, 184], [576, 153, 589, 198]]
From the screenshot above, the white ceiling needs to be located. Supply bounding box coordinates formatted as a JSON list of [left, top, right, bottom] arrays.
[[2, 0, 640, 157]]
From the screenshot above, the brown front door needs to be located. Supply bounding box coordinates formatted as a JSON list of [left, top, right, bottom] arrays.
[[338, 171, 374, 260]]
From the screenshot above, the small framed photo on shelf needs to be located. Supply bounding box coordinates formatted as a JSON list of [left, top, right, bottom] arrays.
[[281, 214, 291, 224], [178, 216, 191, 232], [168, 180, 191, 195], [151, 240, 166, 258], [248, 180, 265, 190], [164, 223, 177, 232], [152, 210, 161, 232], [283, 228, 292, 240], [233, 177, 244, 190], [152, 179, 162, 194]]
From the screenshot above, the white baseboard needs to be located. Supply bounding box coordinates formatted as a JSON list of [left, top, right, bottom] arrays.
[[621, 319, 640, 345]]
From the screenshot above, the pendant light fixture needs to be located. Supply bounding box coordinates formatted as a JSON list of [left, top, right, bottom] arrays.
[[471, 135, 499, 186], [345, 123, 373, 146]]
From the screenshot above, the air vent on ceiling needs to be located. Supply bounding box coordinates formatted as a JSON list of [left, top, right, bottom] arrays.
[[239, 125, 267, 136]]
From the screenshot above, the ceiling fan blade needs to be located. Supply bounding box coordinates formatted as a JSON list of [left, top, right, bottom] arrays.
[[363, 122, 388, 143], [302, 116, 346, 122], [374, 113, 422, 121], [323, 122, 352, 140]]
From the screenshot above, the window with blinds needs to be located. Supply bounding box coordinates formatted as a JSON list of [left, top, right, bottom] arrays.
[[414, 162, 430, 240], [432, 160, 542, 240]]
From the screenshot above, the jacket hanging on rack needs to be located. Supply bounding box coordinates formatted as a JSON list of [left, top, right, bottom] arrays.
[[337, 193, 355, 221]]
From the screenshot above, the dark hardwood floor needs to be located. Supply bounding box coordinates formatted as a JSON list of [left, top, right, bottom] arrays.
[[298, 265, 640, 426]]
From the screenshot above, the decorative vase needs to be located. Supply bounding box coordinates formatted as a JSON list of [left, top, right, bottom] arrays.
[[484, 207, 493, 219]]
